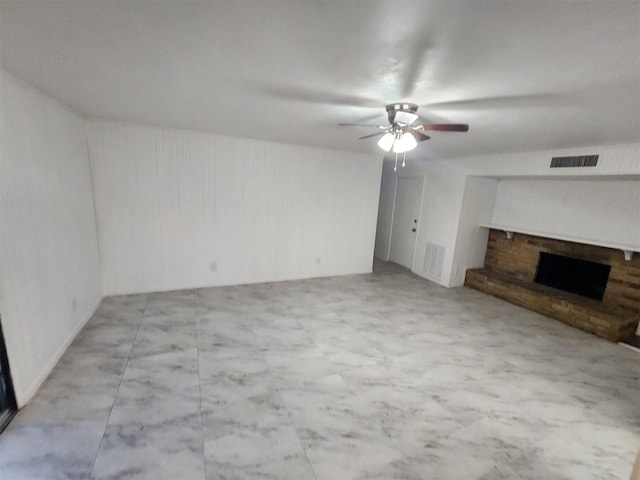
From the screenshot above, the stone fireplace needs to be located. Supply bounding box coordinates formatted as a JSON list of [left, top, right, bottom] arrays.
[[465, 229, 640, 342]]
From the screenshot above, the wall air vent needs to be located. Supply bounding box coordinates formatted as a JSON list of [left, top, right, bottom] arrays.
[[550, 155, 599, 168], [423, 243, 445, 281]]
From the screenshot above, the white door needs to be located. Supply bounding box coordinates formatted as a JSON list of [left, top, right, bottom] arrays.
[[389, 177, 423, 269]]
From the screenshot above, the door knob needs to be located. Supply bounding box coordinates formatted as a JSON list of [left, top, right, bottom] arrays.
[[411, 228, 416, 232]]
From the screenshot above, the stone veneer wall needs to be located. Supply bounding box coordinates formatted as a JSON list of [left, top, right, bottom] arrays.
[[483, 229, 640, 314]]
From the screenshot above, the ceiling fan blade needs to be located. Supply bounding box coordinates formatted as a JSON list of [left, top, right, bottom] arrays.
[[422, 78, 636, 112], [412, 131, 431, 142], [249, 81, 381, 107], [423, 93, 555, 110], [359, 131, 386, 140], [339, 123, 387, 128], [400, 31, 435, 98], [419, 123, 469, 132]]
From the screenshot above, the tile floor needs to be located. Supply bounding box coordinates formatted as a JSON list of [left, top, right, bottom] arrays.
[[0, 262, 638, 479]]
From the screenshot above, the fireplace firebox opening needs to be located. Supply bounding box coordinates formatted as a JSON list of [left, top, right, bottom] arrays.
[[534, 252, 611, 301]]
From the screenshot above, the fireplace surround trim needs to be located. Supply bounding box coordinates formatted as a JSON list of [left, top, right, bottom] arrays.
[[480, 223, 638, 261]]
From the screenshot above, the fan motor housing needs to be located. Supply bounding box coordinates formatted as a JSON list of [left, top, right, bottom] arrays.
[[385, 103, 419, 113], [386, 103, 419, 123]]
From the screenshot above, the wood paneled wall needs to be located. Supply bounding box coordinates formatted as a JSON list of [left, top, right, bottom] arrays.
[[86, 120, 383, 295], [1, 70, 102, 406]]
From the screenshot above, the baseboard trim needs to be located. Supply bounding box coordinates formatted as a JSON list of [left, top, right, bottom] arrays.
[[16, 295, 103, 408], [102, 269, 374, 297], [619, 341, 640, 354]]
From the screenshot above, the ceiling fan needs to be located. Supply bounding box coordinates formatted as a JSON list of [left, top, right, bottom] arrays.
[[339, 103, 469, 170]]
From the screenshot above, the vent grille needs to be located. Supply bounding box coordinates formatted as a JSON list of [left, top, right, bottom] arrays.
[[550, 155, 599, 168], [423, 243, 445, 280]]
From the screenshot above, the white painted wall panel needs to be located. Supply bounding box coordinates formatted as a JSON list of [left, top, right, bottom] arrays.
[[449, 177, 498, 287], [87, 120, 382, 295], [374, 160, 396, 260], [449, 143, 640, 177], [0, 70, 102, 406], [492, 178, 640, 248]]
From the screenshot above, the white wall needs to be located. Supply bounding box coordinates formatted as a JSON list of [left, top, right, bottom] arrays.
[[449, 143, 640, 177], [373, 160, 396, 260], [87, 119, 382, 295], [449, 176, 498, 287], [492, 178, 640, 248], [0, 70, 102, 407]]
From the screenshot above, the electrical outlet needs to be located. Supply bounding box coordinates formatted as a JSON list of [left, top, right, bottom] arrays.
[[72, 298, 77, 313], [210, 261, 217, 272], [316, 257, 321, 265]]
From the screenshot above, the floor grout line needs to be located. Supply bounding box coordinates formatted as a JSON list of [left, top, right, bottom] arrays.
[[87, 294, 149, 479], [194, 290, 207, 480], [265, 297, 319, 480]]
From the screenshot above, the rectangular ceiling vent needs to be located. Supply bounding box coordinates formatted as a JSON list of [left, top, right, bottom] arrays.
[[550, 155, 599, 168]]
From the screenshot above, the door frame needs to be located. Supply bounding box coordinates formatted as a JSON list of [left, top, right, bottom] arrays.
[[388, 176, 425, 270], [383, 176, 399, 261]]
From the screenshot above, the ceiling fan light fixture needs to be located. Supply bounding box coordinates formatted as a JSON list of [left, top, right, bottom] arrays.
[[394, 111, 419, 125], [377, 132, 395, 152], [392, 132, 417, 153]]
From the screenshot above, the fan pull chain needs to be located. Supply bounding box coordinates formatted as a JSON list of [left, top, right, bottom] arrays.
[[393, 152, 408, 172]]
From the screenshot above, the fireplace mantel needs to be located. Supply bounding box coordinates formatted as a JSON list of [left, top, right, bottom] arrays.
[[480, 223, 639, 261]]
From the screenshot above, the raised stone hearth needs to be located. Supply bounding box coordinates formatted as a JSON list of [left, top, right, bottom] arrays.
[[465, 229, 640, 342], [465, 268, 637, 341]]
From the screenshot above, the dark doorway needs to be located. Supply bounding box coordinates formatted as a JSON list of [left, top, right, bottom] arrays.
[[0, 317, 17, 433]]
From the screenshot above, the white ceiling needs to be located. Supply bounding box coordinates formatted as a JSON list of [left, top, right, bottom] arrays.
[[1, 0, 639, 160]]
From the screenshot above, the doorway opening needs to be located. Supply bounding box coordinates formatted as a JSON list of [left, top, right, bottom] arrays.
[[0, 317, 17, 433]]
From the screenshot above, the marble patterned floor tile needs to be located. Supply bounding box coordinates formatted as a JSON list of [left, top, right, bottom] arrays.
[[200, 381, 290, 428], [143, 302, 196, 319], [198, 352, 271, 385], [353, 385, 465, 451], [203, 416, 313, 480], [95, 293, 148, 312], [263, 348, 342, 389], [477, 464, 525, 480], [109, 381, 202, 426], [253, 325, 317, 351], [90, 418, 205, 480], [69, 322, 139, 359], [351, 457, 425, 480], [93, 298, 148, 327], [405, 450, 500, 480], [16, 358, 126, 425], [12, 384, 118, 426], [197, 317, 261, 349], [511, 421, 640, 480], [129, 322, 198, 359], [123, 348, 200, 389], [3, 261, 638, 479], [298, 428, 410, 480], [0, 420, 106, 480]]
